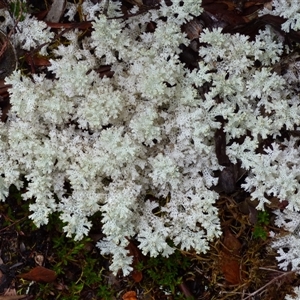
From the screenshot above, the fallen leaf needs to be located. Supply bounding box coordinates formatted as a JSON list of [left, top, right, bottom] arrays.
[[126, 240, 143, 283], [17, 266, 57, 283], [220, 252, 242, 285], [122, 291, 137, 300], [222, 228, 241, 256], [24, 53, 51, 68], [220, 229, 243, 285], [182, 19, 203, 40], [131, 269, 142, 283]]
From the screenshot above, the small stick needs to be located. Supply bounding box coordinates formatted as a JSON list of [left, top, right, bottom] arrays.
[[242, 271, 295, 300]]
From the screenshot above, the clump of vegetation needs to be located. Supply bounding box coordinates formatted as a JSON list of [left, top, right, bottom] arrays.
[[9, 0, 27, 21], [253, 211, 270, 240], [137, 249, 192, 298]]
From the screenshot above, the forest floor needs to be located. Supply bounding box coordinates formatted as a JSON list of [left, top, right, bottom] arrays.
[[0, 0, 299, 299], [0, 184, 298, 300]]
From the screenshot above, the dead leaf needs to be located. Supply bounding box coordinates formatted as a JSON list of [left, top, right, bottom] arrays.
[[126, 240, 143, 283], [24, 53, 51, 68], [17, 266, 57, 283], [220, 251, 242, 285], [182, 19, 203, 40], [122, 291, 137, 300], [223, 229, 241, 255], [131, 269, 142, 283], [220, 229, 243, 285]]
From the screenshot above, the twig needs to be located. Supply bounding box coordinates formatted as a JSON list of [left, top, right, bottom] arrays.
[[242, 271, 295, 300], [258, 267, 286, 273]]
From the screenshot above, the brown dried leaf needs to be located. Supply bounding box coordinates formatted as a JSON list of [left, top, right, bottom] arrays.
[[24, 53, 51, 68], [220, 252, 242, 285], [220, 229, 243, 285], [17, 266, 57, 283], [131, 269, 142, 283], [126, 241, 143, 283], [223, 229, 241, 255], [182, 19, 203, 40], [122, 291, 137, 300]]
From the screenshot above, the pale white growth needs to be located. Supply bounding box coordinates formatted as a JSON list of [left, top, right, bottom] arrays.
[[101, 181, 141, 244], [241, 139, 300, 210], [271, 210, 300, 274], [129, 105, 161, 145], [254, 26, 283, 64], [226, 136, 259, 170], [165, 185, 221, 250], [84, 0, 123, 19], [149, 153, 181, 192], [59, 187, 103, 240], [285, 286, 300, 300], [97, 238, 133, 276], [48, 55, 95, 98], [273, 209, 300, 231], [259, 0, 300, 32], [158, 0, 203, 24], [0, 9, 14, 32], [76, 78, 125, 130], [14, 14, 54, 54], [1, 0, 300, 277], [198, 27, 287, 142], [65, 0, 122, 21], [0, 177, 8, 201], [91, 16, 130, 64], [81, 0, 102, 20], [137, 200, 174, 257], [189, 62, 212, 88], [0, 3, 54, 54], [64, 2, 78, 21]]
